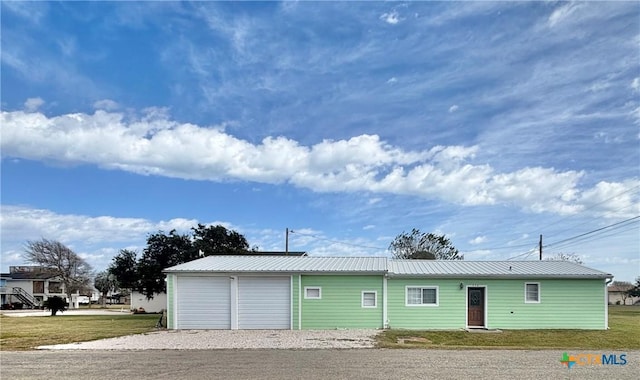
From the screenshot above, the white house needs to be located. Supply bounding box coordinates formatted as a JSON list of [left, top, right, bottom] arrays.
[[0, 266, 66, 309], [131, 290, 167, 313]]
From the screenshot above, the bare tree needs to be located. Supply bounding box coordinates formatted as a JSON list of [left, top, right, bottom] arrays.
[[611, 281, 633, 305], [389, 229, 462, 260], [24, 239, 93, 308], [544, 253, 583, 264]]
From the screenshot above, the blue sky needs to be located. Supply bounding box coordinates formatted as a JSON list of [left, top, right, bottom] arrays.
[[1, 1, 639, 282]]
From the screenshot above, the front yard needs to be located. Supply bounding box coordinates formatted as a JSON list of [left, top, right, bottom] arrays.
[[0, 313, 159, 351], [1, 306, 637, 351], [376, 305, 640, 349]]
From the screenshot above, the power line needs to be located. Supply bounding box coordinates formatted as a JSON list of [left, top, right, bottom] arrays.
[[465, 185, 639, 254], [544, 216, 640, 249], [506, 247, 538, 261], [460, 242, 534, 252], [544, 220, 640, 252], [542, 203, 639, 241], [287, 187, 638, 257], [541, 185, 640, 239]]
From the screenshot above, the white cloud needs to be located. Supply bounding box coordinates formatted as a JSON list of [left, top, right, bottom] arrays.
[[2, 1, 48, 24], [380, 10, 401, 25], [387, 77, 398, 84], [632, 77, 640, 92], [24, 97, 44, 112], [469, 236, 487, 245], [1, 108, 638, 217], [548, 3, 581, 28], [0, 205, 241, 271], [93, 99, 119, 111], [632, 106, 640, 125], [577, 181, 640, 218], [448, 105, 459, 113], [0, 205, 198, 245], [363, 225, 376, 231]]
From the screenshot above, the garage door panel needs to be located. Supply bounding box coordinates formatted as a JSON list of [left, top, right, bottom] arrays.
[[177, 277, 230, 329], [238, 276, 290, 329]]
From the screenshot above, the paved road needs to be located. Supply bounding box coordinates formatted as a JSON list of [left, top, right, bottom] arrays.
[[2, 349, 637, 379]]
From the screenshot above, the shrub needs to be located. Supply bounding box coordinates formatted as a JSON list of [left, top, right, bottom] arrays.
[[43, 296, 68, 316]]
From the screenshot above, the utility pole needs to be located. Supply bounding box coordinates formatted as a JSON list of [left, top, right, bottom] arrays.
[[539, 234, 543, 261], [285, 228, 289, 255]]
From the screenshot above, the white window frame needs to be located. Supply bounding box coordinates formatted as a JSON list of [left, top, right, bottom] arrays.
[[405, 286, 439, 307], [524, 282, 540, 303], [304, 286, 322, 300], [361, 291, 377, 308]]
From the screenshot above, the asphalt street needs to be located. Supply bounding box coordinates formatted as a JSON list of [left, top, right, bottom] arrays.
[[1, 349, 638, 380]]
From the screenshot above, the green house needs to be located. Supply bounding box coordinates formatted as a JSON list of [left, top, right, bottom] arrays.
[[164, 256, 612, 330]]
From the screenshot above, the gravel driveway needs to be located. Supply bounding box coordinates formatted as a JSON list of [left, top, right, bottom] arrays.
[[38, 329, 379, 350]]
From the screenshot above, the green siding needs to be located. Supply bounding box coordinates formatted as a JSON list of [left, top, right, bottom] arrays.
[[292, 275, 300, 330], [387, 279, 466, 329], [387, 278, 606, 330], [486, 279, 606, 329], [168, 271, 606, 330], [167, 274, 174, 329], [301, 275, 383, 329]]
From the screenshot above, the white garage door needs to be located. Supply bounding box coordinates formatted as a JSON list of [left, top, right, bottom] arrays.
[[238, 276, 290, 329], [177, 276, 230, 329]]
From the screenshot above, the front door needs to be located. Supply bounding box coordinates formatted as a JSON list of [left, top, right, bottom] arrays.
[[467, 287, 485, 327]]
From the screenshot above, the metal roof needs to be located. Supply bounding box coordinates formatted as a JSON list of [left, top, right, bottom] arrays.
[[388, 260, 612, 279], [164, 255, 388, 273], [164, 256, 612, 279]]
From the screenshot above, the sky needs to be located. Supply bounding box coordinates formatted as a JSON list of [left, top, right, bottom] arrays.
[[1, 1, 639, 282]]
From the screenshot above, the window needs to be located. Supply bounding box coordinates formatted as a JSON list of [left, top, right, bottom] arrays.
[[525, 283, 540, 303], [304, 287, 321, 299], [406, 286, 438, 306], [48, 282, 62, 293], [33, 281, 45, 294], [362, 291, 377, 308]]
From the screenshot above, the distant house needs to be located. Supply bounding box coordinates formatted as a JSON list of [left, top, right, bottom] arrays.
[[608, 284, 639, 305], [131, 290, 165, 313], [0, 266, 66, 309], [164, 256, 613, 330]]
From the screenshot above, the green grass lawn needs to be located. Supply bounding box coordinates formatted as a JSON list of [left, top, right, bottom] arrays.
[[0, 314, 159, 351], [78, 304, 131, 310], [2, 307, 637, 351], [377, 306, 640, 350]]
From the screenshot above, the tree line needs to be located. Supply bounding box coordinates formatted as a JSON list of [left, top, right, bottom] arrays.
[[107, 224, 254, 299], [27, 224, 626, 310]]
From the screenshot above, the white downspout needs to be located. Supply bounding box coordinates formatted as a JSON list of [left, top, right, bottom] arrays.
[[605, 277, 613, 329], [298, 275, 302, 330], [230, 276, 238, 330], [383, 274, 388, 329]]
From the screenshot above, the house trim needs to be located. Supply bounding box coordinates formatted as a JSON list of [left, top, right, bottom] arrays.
[[405, 285, 439, 307], [465, 284, 488, 329], [524, 282, 541, 304], [361, 290, 377, 308], [382, 275, 388, 328], [230, 276, 238, 330], [304, 286, 322, 299], [298, 275, 302, 330]]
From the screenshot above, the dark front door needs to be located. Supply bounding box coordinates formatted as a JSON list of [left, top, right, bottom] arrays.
[[467, 287, 485, 327]]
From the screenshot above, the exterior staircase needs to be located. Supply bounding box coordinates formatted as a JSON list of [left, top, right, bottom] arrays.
[[11, 287, 38, 308]]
